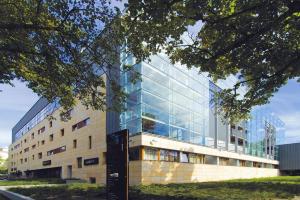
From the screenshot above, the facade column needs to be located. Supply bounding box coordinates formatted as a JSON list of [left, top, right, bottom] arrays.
[[226, 123, 230, 151], [214, 107, 218, 149]]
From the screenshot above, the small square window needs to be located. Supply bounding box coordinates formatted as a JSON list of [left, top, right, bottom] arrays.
[[49, 121, 53, 127], [89, 177, 96, 184], [73, 140, 77, 149], [49, 134, 54, 141]]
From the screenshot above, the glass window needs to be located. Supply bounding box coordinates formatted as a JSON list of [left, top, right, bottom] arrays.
[[47, 146, 66, 156], [219, 157, 230, 166], [169, 150, 179, 162], [180, 152, 189, 163], [142, 118, 169, 137], [144, 147, 158, 161], [189, 153, 204, 164], [160, 149, 168, 161], [72, 118, 90, 131], [77, 157, 82, 168]]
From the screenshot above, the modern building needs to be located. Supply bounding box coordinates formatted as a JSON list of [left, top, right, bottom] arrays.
[[278, 143, 300, 175], [8, 52, 285, 185]]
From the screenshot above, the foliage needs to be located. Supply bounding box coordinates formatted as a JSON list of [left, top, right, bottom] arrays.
[[0, 158, 7, 174], [123, 0, 300, 122], [7, 176, 300, 200], [0, 0, 126, 112]]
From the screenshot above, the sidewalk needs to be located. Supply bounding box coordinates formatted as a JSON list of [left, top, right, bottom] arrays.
[[0, 188, 33, 200]]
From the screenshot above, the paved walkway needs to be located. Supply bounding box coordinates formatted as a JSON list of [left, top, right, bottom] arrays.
[[0, 187, 33, 200]]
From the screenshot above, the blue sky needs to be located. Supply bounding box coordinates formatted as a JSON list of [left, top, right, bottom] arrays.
[[0, 81, 39, 147], [0, 79, 299, 147]]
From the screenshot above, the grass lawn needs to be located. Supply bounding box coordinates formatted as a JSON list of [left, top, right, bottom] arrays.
[[7, 176, 300, 200], [0, 178, 64, 186]]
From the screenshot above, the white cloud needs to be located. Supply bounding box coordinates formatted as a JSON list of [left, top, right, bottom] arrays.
[[0, 129, 11, 147], [277, 112, 300, 143], [0, 80, 39, 112]]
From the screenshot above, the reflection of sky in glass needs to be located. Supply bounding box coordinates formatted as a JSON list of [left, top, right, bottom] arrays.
[[120, 51, 285, 160]]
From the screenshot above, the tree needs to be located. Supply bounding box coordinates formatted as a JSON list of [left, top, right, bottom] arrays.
[[0, 157, 7, 174], [122, 0, 300, 122], [0, 0, 126, 113]]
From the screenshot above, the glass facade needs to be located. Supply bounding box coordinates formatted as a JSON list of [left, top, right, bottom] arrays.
[[247, 108, 285, 160], [14, 100, 60, 141], [120, 51, 285, 160], [120, 52, 210, 146]]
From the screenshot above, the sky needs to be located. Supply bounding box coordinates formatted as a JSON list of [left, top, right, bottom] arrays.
[[0, 79, 299, 147], [0, 81, 39, 147]]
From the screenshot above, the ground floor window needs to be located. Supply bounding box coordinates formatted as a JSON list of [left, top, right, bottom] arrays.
[[144, 147, 158, 160], [219, 157, 230, 166], [128, 146, 274, 169], [189, 153, 204, 164], [240, 160, 246, 167], [159, 149, 179, 162]]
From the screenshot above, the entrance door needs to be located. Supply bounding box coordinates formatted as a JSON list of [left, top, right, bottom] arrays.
[[67, 165, 72, 179]]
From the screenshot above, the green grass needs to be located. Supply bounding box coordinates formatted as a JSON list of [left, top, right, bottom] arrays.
[[7, 176, 300, 200], [9, 183, 105, 200], [0, 178, 65, 186]]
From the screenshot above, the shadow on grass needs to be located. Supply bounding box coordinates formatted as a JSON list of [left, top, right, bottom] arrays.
[[9, 184, 106, 200], [7, 177, 300, 200]]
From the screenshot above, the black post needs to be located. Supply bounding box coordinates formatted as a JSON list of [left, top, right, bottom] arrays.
[[106, 129, 129, 200]]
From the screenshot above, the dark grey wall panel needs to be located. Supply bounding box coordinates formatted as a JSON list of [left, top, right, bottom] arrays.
[[279, 143, 300, 170], [12, 98, 48, 142]]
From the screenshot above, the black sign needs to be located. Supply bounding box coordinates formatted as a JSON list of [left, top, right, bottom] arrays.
[[84, 158, 99, 166], [106, 129, 129, 200], [42, 160, 51, 166]]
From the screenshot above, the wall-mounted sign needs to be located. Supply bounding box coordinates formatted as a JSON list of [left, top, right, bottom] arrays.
[[106, 129, 129, 200], [84, 158, 99, 166], [43, 160, 51, 166]]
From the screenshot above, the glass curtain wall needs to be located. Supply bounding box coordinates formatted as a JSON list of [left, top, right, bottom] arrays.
[[14, 100, 60, 141], [247, 108, 285, 159], [120, 52, 210, 146], [120, 50, 284, 160]]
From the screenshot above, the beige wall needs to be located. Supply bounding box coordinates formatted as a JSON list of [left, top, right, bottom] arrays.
[[128, 133, 279, 185], [140, 161, 279, 184], [8, 101, 107, 184]]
